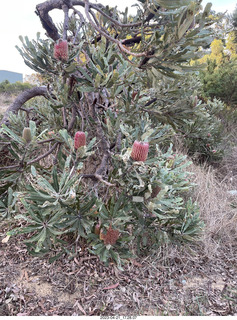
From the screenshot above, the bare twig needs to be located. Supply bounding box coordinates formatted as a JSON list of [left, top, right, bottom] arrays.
[[88, 2, 142, 28], [84, 0, 147, 58], [36, 0, 143, 42], [0, 141, 60, 171], [0, 164, 21, 171], [27, 142, 60, 165], [81, 174, 115, 187], [62, 106, 68, 129], [68, 104, 77, 131], [62, 3, 69, 40], [37, 138, 55, 145], [73, 9, 85, 44]]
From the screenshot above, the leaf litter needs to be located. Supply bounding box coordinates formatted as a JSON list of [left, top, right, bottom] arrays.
[[0, 220, 237, 316]]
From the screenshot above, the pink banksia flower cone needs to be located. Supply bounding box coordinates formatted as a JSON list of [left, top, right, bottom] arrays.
[[54, 40, 68, 61], [131, 140, 149, 162], [74, 131, 86, 149]]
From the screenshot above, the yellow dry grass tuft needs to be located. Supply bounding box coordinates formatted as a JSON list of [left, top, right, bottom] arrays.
[[189, 161, 237, 257], [0, 93, 16, 115]]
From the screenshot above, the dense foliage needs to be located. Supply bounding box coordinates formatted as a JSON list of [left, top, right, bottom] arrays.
[[198, 33, 237, 107], [0, 0, 221, 266]]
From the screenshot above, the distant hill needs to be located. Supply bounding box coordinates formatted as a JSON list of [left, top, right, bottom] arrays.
[[0, 70, 23, 83]]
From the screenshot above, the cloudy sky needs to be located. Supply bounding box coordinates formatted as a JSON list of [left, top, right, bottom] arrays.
[[0, 0, 236, 77]]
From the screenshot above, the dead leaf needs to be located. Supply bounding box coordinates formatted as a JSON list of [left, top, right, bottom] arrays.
[[131, 259, 143, 268], [25, 270, 29, 281], [132, 292, 140, 307], [38, 299, 46, 312], [1, 235, 10, 243], [74, 257, 80, 266], [103, 282, 119, 290], [84, 294, 96, 300], [73, 300, 86, 315], [114, 303, 123, 310], [19, 271, 24, 281]]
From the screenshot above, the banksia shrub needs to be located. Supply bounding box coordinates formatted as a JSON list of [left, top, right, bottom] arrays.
[[54, 40, 68, 61], [22, 127, 32, 143], [131, 141, 149, 162], [74, 131, 86, 149]]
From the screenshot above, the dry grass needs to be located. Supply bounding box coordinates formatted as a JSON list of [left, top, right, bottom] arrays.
[[0, 93, 16, 115], [219, 146, 237, 186], [188, 160, 237, 257]]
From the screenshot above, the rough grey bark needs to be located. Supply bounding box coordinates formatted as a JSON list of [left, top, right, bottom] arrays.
[[36, 0, 87, 41]]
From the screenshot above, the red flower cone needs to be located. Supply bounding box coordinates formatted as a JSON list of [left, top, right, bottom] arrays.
[[54, 40, 68, 61], [74, 131, 86, 149], [131, 140, 149, 162]]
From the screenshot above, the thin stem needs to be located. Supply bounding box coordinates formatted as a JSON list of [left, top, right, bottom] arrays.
[[81, 174, 115, 187], [84, 0, 147, 58], [0, 142, 60, 171], [62, 4, 69, 40], [0, 164, 20, 171], [68, 104, 77, 132], [88, 2, 142, 28], [73, 9, 85, 44], [37, 138, 55, 145], [62, 107, 68, 129], [27, 142, 60, 165]]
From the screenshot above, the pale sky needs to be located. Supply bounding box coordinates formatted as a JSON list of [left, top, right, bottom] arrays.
[[0, 0, 236, 77]]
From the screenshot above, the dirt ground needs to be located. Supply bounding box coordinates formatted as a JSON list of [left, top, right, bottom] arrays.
[[0, 95, 237, 316], [0, 220, 236, 316]]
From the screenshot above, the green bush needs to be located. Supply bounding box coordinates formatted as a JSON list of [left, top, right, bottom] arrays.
[[180, 97, 224, 163], [0, 0, 217, 266], [200, 59, 237, 108], [1, 120, 203, 266], [0, 80, 33, 94]]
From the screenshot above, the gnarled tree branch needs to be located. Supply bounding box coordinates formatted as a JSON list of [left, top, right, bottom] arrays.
[[35, 0, 147, 58], [1, 86, 49, 125], [84, 0, 146, 58], [36, 0, 143, 42]]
